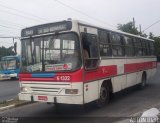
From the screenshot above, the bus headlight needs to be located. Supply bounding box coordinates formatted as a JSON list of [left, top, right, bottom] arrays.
[[21, 87, 29, 92], [65, 89, 78, 94]]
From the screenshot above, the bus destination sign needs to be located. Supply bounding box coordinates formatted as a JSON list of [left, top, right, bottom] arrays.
[[21, 21, 72, 37]]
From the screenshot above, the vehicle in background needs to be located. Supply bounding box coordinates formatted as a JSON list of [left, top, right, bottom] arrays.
[[0, 55, 21, 80], [18, 19, 157, 107]]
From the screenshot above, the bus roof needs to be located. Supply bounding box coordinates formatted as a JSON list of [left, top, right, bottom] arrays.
[[76, 20, 154, 42], [21, 19, 154, 42]]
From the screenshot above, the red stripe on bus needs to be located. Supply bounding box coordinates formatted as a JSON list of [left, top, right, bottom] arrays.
[[84, 65, 117, 82], [19, 69, 83, 82], [124, 61, 157, 73]]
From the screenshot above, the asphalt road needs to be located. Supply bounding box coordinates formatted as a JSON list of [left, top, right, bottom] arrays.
[[0, 65, 160, 123], [0, 80, 20, 102]]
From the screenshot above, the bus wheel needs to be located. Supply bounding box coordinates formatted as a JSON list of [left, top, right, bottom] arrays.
[[140, 73, 147, 89], [96, 85, 109, 108]]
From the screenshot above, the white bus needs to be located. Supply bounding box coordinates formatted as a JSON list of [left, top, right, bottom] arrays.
[[19, 19, 157, 107]]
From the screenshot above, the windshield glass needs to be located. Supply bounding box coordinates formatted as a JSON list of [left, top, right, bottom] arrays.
[[0, 59, 17, 70], [21, 33, 82, 72], [0, 62, 4, 71]]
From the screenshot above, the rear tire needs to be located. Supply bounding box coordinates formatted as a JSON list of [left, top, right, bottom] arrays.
[[139, 73, 147, 89], [95, 84, 110, 108]]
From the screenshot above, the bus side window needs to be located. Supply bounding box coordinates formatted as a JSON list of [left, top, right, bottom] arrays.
[[98, 30, 112, 57], [134, 38, 143, 56], [149, 41, 155, 56], [81, 33, 99, 70], [111, 33, 125, 56], [124, 36, 135, 56], [82, 33, 90, 59]]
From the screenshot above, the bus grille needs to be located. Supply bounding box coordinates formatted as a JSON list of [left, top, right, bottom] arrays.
[[22, 82, 71, 95]]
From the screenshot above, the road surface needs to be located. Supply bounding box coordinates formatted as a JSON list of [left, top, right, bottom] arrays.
[[0, 80, 19, 102]]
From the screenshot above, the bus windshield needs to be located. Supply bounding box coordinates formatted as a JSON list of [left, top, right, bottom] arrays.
[[21, 33, 82, 72], [1, 58, 17, 70]]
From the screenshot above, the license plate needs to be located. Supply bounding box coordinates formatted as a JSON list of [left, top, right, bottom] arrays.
[[38, 96, 48, 101]]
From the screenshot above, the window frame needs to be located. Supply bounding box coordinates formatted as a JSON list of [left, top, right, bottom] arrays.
[[98, 30, 112, 57], [110, 32, 125, 57]]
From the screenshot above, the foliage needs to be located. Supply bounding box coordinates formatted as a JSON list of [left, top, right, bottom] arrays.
[[148, 32, 160, 55], [148, 32, 154, 39], [154, 37, 160, 55], [117, 22, 139, 35], [117, 21, 147, 37], [0, 46, 15, 59]]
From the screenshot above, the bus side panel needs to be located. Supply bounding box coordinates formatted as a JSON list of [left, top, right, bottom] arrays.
[[136, 71, 143, 84], [151, 68, 157, 77], [146, 67, 156, 80], [126, 73, 138, 87], [112, 75, 126, 92], [84, 80, 99, 103]]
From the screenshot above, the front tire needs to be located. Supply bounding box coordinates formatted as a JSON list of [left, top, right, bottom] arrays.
[[96, 85, 110, 108]]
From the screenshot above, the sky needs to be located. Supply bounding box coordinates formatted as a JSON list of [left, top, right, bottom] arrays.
[[0, 0, 159, 54]]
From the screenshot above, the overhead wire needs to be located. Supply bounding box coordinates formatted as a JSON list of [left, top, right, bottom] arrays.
[[0, 9, 45, 23], [0, 36, 20, 39], [0, 24, 21, 30], [0, 19, 25, 28], [0, 30, 20, 35], [0, 22, 23, 29], [52, 0, 115, 28], [142, 19, 160, 32], [0, 30, 20, 38], [0, 2, 50, 22], [0, 35, 20, 47]]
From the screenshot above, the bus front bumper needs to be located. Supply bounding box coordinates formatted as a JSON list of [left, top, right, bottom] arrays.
[[0, 74, 10, 80], [10, 73, 18, 78], [18, 93, 84, 105]]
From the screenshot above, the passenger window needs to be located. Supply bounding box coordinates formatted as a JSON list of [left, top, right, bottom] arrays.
[[81, 33, 99, 70], [141, 40, 147, 56], [124, 36, 134, 56], [149, 42, 155, 55], [134, 38, 143, 56], [110, 33, 121, 45], [98, 30, 112, 57], [112, 45, 124, 56], [110, 33, 124, 56]]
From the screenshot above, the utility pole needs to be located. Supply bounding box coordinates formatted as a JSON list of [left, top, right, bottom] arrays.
[[139, 24, 142, 35], [133, 17, 135, 29], [13, 37, 14, 45], [0, 36, 20, 55]]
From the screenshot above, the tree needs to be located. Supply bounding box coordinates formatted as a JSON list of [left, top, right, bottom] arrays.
[[117, 20, 147, 37], [148, 32, 154, 39], [153, 37, 160, 55], [117, 22, 139, 35], [0, 46, 15, 59], [148, 33, 160, 55]]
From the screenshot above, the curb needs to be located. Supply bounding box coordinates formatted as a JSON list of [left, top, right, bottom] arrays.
[[0, 77, 10, 81], [0, 100, 34, 111], [14, 101, 34, 108], [0, 104, 15, 111]]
